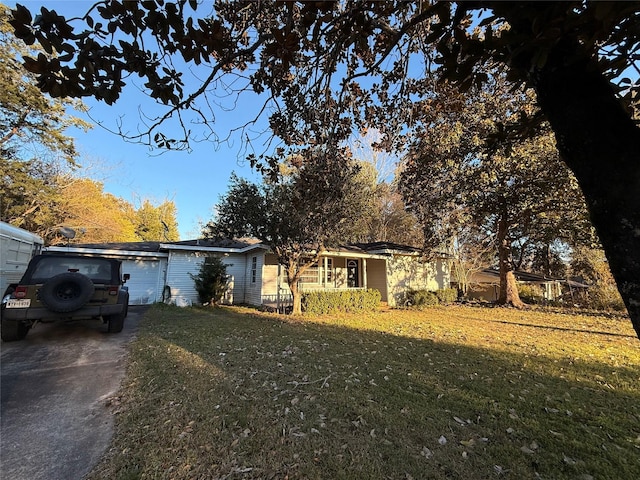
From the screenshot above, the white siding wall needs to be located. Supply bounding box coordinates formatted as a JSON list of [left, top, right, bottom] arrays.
[[243, 252, 264, 306], [164, 251, 201, 303], [165, 251, 248, 305], [223, 254, 247, 304], [386, 256, 450, 306], [261, 255, 280, 298]]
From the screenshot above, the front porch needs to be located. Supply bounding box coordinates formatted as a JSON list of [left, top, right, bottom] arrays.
[[260, 253, 389, 307]]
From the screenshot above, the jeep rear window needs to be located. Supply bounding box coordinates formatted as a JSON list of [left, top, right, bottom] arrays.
[[31, 257, 114, 283]]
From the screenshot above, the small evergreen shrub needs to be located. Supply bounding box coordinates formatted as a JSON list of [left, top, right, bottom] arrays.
[[302, 289, 381, 315], [190, 256, 229, 306], [405, 289, 438, 307], [435, 288, 458, 304]]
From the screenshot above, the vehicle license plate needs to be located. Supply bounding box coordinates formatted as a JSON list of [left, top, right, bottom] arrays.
[[5, 299, 31, 308]]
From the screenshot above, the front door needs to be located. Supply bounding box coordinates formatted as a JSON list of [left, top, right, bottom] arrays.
[[347, 259, 359, 287]]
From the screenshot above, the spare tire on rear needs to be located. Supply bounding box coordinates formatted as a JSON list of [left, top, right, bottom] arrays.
[[39, 273, 95, 313]]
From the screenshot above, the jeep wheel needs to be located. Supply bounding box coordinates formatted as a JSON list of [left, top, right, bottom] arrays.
[[40, 273, 95, 313], [1, 317, 30, 342], [106, 311, 125, 333]]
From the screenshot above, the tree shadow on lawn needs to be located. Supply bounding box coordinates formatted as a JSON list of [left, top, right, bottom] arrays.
[[489, 318, 636, 338], [95, 306, 640, 480]]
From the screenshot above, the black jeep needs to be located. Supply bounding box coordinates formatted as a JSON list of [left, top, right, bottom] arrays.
[[1, 254, 130, 342]]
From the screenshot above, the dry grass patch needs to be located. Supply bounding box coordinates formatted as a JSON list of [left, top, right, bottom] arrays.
[[88, 305, 640, 479]]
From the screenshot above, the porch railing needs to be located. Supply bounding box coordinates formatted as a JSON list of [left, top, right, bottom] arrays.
[[261, 286, 367, 312]]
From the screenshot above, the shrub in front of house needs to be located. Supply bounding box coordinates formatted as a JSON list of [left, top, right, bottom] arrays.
[[405, 288, 458, 307], [405, 289, 439, 307], [435, 288, 458, 304], [302, 289, 381, 315], [189, 256, 229, 306]]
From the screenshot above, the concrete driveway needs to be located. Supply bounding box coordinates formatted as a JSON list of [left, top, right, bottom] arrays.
[[1, 306, 144, 480]]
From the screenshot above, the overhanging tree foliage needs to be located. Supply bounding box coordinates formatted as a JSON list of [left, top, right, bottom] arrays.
[[0, 4, 90, 165], [9, 1, 640, 337], [206, 151, 375, 314], [1, 4, 182, 244]]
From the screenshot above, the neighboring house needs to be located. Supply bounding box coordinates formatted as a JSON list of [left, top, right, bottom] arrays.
[[465, 268, 564, 302], [45, 239, 450, 308]]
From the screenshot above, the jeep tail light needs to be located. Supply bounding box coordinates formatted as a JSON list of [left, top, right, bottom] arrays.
[[108, 286, 118, 296], [14, 286, 28, 298]]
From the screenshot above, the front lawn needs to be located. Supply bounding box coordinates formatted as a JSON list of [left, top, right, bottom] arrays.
[[88, 305, 640, 479]]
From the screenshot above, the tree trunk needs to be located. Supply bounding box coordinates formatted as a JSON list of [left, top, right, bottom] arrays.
[[286, 262, 303, 315], [528, 38, 640, 338], [497, 215, 525, 308], [289, 280, 302, 315]]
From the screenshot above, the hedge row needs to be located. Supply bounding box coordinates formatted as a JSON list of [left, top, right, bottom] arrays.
[[302, 289, 382, 315], [405, 288, 458, 307]]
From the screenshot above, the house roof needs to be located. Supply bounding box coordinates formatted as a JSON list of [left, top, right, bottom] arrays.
[[49, 241, 164, 252], [160, 237, 266, 252], [47, 238, 441, 259], [562, 278, 590, 289], [49, 237, 265, 253], [480, 268, 562, 283], [350, 241, 423, 254]]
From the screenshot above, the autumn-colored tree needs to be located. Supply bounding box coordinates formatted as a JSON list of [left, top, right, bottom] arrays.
[[10, 2, 640, 335], [58, 182, 182, 244], [367, 185, 424, 247], [133, 199, 179, 242], [207, 151, 375, 314], [53, 178, 137, 244]]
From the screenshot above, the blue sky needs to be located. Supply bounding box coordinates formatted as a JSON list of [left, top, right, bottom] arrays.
[[16, 1, 265, 239]]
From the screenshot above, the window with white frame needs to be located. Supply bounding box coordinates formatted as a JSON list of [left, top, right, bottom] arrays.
[[299, 258, 334, 284], [251, 256, 257, 283], [299, 261, 319, 284], [325, 258, 334, 283]]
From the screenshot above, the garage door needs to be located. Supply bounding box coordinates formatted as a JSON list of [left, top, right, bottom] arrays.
[[121, 259, 165, 305]]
